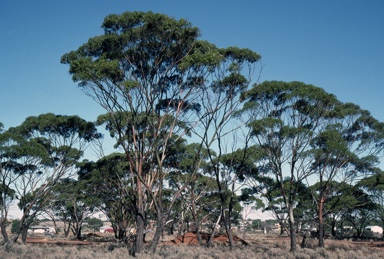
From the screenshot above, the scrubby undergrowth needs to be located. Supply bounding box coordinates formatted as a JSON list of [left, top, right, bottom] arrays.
[[2, 240, 384, 259]]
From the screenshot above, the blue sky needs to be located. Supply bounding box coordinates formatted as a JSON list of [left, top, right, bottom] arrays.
[[1, 0, 383, 129]]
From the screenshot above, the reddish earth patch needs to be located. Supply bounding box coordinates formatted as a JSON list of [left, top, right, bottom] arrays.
[[161, 231, 248, 245]]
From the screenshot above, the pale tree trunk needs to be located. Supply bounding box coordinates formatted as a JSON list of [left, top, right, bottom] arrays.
[[288, 206, 296, 253], [0, 200, 9, 243], [207, 209, 222, 247], [177, 211, 185, 237], [190, 187, 203, 245]]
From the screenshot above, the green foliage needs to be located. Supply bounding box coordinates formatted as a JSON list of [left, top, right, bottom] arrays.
[[11, 219, 20, 234], [251, 219, 262, 230], [77, 153, 134, 239], [14, 113, 101, 142], [61, 11, 201, 85], [0, 183, 16, 201], [87, 218, 104, 232], [178, 40, 223, 71], [241, 80, 384, 251]]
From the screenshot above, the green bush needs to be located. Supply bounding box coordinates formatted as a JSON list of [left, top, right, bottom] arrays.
[[87, 218, 104, 232], [11, 219, 20, 233]]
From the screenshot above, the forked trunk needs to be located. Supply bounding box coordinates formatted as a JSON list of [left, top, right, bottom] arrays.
[[64, 222, 71, 237], [207, 210, 222, 247], [12, 222, 27, 243], [223, 211, 234, 250]]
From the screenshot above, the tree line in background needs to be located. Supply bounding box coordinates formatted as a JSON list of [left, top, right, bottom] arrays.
[[1, 11, 384, 254]]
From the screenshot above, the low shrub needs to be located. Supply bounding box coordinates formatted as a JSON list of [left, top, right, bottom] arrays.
[[1, 239, 384, 258]]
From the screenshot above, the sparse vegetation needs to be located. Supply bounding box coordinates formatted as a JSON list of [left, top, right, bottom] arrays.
[[2, 239, 384, 259]]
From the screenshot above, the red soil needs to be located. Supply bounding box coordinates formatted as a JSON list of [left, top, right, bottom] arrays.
[[161, 231, 247, 245]]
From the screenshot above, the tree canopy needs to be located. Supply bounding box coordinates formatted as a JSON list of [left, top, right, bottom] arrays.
[[2, 11, 384, 255]]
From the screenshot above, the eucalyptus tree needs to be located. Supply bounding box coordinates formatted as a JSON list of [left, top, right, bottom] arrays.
[[61, 11, 260, 253], [186, 43, 260, 249], [0, 125, 49, 244], [8, 113, 100, 243], [78, 153, 134, 240], [44, 178, 97, 239], [166, 142, 217, 244], [96, 112, 195, 250], [42, 178, 74, 237], [358, 171, 384, 238], [307, 103, 384, 246], [241, 81, 384, 250], [342, 193, 376, 238], [304, 181, 368, 239], [205, 145, 261, 249], [0, 123, 18, 243], [241, 81, 341, 252], [0, 184, 15, 243]]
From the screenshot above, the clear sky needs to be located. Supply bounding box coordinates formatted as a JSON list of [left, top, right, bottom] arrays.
[[1, 1, 383, 128]]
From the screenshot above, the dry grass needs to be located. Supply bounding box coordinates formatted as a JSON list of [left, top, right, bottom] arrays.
[[2, 240, 384, 259], [2, 231, 384, 259]]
